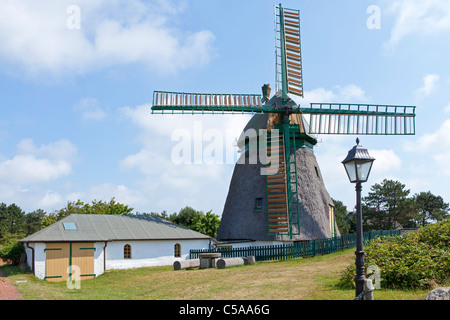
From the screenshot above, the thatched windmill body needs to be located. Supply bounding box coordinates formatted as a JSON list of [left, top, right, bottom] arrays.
[[151, 4, 416, 242]]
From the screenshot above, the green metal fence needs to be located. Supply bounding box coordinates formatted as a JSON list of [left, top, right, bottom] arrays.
[[190, 230, 401, 262]]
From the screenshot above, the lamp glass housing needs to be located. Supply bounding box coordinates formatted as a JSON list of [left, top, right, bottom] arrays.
[[344, 159, 374, 183], [342, 139, 375, 184]]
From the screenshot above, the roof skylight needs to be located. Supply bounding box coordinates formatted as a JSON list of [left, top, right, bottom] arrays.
[[63, 222, 77, 230]]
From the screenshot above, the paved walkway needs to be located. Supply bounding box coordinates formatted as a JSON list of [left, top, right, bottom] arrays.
[[0, 269, 24, 300]]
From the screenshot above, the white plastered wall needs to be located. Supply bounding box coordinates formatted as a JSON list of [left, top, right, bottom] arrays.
[[105, 239, 210, 270]]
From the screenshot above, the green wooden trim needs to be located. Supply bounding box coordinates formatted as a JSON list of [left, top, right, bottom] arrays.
[[69, 243, 72, 281], [44, 276, 62, 279], [80, 274, 96, 277], [44, 248, 62, 252], [152, 105, 275, 114], [279, 4, 288, 99], [282, 114, 293, 238], [190, 230, 402, 261], [288, 129, 300, 238], [301, 107, 415, 117], [79, 247, 96, 251], [304, 103, 416, 116]]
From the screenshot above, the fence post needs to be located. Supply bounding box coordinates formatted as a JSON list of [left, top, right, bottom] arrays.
[[313, 240, 316, 257]]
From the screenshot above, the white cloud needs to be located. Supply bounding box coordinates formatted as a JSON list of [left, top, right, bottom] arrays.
[[85, 183, 149, 208], [384, 0, 450, 49], [369, 149, 402, 174], [73, 97, 107, 121], [314, 140, 402, 187], [414, 74, 440, 96], [404, 118, 450, 152], [120, 104, 250, 153], [443, 103, 450, 113], [36, 190, 63, 209], [17, 138, 77, 160], [0, 139, 77, 185], [403, 118, 450, 176], [300, 84, 369, 106], [0, 155, 71, 185], [0, 0, 216, 77], [433, 153, 450, 176]]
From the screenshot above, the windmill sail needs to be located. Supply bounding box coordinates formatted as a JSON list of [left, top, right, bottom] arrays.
[[152, 91, 265, 114], [301, 103, 416, 135], [275, 5, 303, 97]]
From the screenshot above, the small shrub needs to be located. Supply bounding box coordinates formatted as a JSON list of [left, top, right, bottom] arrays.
[[338, 219, 450, 289], [0, 239, 25, 265], [417, 218, 450, 249]]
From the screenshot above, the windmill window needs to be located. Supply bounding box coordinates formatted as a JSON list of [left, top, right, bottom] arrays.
[[255, 197, 263, 211], [124, 244, 132, 259], [314, 166, 320, 179], [174, 243, 181, 257]]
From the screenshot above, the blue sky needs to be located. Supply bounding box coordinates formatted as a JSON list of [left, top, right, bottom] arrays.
[[1, 0, 450, 216]]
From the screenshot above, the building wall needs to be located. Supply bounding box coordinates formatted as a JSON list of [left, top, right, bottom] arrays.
[[24, 243, 45, 280], [24, 239, 210, 280], [105, 239, 210, 270]]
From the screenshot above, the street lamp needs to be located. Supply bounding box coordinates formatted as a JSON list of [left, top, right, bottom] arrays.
[[342, 138, 375, 299]]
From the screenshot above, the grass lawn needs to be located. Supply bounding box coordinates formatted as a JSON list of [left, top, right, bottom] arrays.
[[1, 249, 429, 300]]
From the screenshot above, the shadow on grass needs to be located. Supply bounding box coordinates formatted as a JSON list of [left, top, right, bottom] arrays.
[[0, 264, 30, 277]]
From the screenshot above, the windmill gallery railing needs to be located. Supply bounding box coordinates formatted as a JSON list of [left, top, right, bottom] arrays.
[[190, 230, 401, 262]]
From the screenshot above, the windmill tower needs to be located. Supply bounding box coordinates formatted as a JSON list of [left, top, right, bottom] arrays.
[[151, 4, 416, 242]]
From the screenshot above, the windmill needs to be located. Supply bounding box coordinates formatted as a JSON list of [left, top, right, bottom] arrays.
[[151, 4, 415, 241]]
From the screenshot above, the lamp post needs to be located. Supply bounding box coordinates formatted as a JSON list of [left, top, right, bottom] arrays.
[[342, 138, 375, 299]]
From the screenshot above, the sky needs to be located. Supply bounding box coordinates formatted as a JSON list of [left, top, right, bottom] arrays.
[[1, 0, 450, 217]]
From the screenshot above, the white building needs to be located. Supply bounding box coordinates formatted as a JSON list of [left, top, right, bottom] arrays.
[[20, 214, 212, 281]]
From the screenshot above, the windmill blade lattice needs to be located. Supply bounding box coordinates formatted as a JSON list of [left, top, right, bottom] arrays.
[[152, 91, 266, 114], [275, 5, 303, 97], [301, 103, 416, 135]]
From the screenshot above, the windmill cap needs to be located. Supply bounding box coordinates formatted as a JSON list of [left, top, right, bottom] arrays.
[[341, 138, 375, 163]]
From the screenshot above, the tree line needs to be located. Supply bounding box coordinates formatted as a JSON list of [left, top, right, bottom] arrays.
[[1, 178, 448, 246], [0, 198, 220, 243], [333, 179, 449, 234], [0, 199, 220, 264]]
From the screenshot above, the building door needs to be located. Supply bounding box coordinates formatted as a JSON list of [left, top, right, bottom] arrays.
[[329, 205, 336, 238], [45, 243, 70, 282], [45, 242, 95, 282], [72, 243, 96, 280]]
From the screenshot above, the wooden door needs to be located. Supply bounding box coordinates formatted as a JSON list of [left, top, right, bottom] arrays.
[[45, 242, 95, 282], [72, 242, 95, 280], [45, 243, 70, 282]]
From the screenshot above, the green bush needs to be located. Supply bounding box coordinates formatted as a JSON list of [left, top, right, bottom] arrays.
[[0, 237, 25, 265], [417, 218, 450, 249], [338, 219, 450, 289]]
